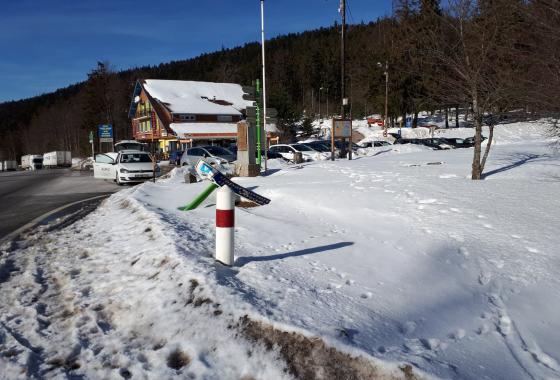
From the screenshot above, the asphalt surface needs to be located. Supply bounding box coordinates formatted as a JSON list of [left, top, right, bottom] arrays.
[[0, 169, 120, 239]]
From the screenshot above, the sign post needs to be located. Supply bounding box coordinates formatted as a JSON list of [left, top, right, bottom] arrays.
[[89, 131, 94, 160], [331, 119, 352, 160], [98, 124, 114, 153]]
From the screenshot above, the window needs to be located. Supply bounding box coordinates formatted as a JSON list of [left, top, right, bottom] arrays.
[[187, 148, 203, 156], [217, 115, 233, 122], [205, 146, 231, 156], [178, 114, 196, 121], [119, 153, 152, 163], [95, 154, 115, 164], [291, 144, 313, 152]]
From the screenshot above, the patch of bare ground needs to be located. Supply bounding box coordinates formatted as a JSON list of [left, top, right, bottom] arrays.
[[239, 316, 422, 380], [166, 348, 191, 370]]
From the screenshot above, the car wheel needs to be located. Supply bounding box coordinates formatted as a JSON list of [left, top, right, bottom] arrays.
[[116, 174, 123, 186]]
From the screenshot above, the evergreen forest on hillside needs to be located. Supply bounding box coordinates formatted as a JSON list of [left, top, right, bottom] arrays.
[[0, 0, 558, 159]]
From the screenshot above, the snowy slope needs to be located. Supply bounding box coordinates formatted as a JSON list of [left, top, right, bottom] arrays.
[[1, 119, 558, 379]]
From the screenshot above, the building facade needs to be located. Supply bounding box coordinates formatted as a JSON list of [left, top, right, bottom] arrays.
[[128, 79, 252, 156]]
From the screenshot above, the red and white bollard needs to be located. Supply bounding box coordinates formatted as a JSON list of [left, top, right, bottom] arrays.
[[216, 185, 235, 266]]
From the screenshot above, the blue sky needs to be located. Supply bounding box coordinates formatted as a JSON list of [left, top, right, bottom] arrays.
[[0, 0, 391, 102]]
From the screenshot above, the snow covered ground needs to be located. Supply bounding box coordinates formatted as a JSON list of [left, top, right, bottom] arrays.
[[1, 119, 559, 379]]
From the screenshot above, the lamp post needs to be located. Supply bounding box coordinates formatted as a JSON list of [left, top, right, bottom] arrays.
[[319, 87, 324, 121], [378, 61, 389, 136]]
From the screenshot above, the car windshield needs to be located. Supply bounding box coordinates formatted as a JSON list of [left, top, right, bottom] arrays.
[[291, 144, 314, 152], [120, 153, 152, 163], [205, 146, 232, 156]]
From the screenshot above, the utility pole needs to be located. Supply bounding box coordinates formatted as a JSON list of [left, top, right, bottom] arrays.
[[384, 61, 389, 137], [260, 0, 268, 173], [340, 0, 351, 160]]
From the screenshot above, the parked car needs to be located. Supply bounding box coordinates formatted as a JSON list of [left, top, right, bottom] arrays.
[[440, 138, 473, 148], [169, 150, 184, 165], [268, 144, 328, 162], [180, 146, 236, 168], [463, 136, 487, 146], [421, 138, 454, 150], [393, 138, 423, 145], [93, 150, 159, 185], [361, 140, 391, 148]]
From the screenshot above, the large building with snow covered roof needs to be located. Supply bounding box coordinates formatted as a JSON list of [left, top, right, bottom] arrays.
[[128, 79, 254, 154]]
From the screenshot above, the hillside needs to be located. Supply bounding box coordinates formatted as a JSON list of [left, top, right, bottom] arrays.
[[0, 20, 391, 159]]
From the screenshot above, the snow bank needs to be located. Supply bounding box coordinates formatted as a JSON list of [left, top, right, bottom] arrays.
[[2, 120, 559, 379]]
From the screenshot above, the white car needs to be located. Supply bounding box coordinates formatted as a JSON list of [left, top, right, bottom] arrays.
[[93, 150, 159, 185], [268, 144, 329, 161]]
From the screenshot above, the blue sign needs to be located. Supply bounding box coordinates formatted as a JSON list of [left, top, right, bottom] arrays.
[[98, 124, 113, 139]]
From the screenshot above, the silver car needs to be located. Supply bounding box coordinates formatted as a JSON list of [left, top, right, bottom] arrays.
[[180, 146, 236, 168]]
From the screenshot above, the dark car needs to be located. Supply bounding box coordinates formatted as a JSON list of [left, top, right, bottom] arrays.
[[440, 138, 473, 148], [463, 136, 487, 146], [394, 138, 423, 145], [420, 138, 454, 150], [169, 150, 184, 165]]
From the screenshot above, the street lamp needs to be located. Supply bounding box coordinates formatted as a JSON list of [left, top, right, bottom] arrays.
[[319, 87, 324, 122], [377, 61, 389, 137]]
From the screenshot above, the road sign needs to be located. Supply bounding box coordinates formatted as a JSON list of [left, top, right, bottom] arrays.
[[98, 124, 113, 139], [333, 119, 352, 137], [265, 117, 278, 125], [100, 138, 113, 143], [246, 107, 257, 118]]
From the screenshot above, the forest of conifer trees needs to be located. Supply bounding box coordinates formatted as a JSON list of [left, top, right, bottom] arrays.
[[0, 0, 558, 161]]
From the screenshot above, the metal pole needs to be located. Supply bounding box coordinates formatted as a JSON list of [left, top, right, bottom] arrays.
[[256, 79, 261, 166], [341, 0, 351, 160], [384, 61, 389, 137], [260, 0, 268, 173]]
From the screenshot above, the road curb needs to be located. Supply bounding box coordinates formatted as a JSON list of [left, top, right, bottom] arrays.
[[0, 194, 111, 247]]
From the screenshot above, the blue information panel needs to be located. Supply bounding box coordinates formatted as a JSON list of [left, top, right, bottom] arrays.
[[98, 124, 113, 139]]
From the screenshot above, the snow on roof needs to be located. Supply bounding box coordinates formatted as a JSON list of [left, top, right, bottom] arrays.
[[170, 123, 238, 137], [143, 79, 253, 115]]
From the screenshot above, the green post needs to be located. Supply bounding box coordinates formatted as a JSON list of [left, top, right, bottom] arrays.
[[178, 183, 219, 211], [256, 79, 262, 166]]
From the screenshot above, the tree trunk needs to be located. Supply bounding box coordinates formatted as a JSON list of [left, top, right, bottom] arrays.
[[480, 124, 494, 176], [471, 96, 483, 180], [413, 111, 419, 128], [455, 106, 460, 128], [464, 105, 469, 122], [445, 108, 449, 128]]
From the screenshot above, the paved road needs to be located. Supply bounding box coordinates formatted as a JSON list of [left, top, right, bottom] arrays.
[[0, 169, 120, 239]]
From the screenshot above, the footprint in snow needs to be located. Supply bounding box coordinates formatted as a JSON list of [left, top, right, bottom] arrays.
[[510, 234, 522, 239], [449, 208, 461, 213], [458, 247, 469, 257], [478, 271, 492, 285], [482, 223, 493, 229], [449, 329, 466, 340], [526, 247, 540, 253]]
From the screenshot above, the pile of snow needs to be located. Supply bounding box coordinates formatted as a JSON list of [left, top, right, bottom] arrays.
[[1, 120, 559, 379]]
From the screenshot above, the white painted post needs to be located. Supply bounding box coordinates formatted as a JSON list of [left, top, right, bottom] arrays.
[[216, 185, 235, 266]]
